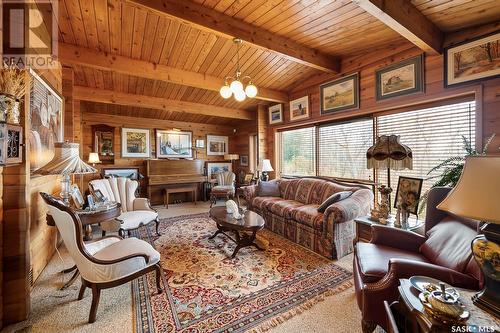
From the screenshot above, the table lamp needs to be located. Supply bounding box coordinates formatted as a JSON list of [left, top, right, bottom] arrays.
[[88, 152, 101, 166], [34, 142, 97, 205], [259, 159, 274, 181], [437, 156, 500, 316], [367, 135, 412, 219]]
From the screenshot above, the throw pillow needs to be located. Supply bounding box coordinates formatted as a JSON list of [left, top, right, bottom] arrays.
[[317, 191, 352, 213], [258, 181, 281, 197]]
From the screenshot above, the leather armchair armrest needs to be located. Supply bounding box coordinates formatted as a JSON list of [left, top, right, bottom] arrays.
[[133, 197, 155, 211], [370, 225, 426, 252]]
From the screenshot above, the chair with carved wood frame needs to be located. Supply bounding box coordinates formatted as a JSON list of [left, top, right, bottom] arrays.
[[40, 192, 163, 323]]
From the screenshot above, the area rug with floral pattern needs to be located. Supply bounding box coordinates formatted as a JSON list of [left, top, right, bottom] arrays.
[[131, 212, 352, 333]]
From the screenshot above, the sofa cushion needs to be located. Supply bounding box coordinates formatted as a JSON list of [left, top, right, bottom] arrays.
[[258, 181, 281, 197], [267, 199, 304, 219], [420, 217, 476, 272], [317, 191, 353, 213], [252, 196, 283, 211], [116, 210, 158, 230], [356, 243, 429, 283], [291, 204, 324, 231]]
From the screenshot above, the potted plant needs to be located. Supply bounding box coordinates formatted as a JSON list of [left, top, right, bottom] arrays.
[[0, 62, 31, 124]]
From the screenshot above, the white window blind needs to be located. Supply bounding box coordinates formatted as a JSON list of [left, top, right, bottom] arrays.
[[280, 127, 316, 176], [318, 118, 373, 180], [376, 101, 476, 212]]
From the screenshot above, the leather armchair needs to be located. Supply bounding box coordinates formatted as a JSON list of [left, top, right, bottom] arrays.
[[353, 187, 483, 332], [89, 177, 160, 236]]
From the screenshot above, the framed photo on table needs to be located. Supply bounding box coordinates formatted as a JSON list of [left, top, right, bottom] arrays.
[[394, 176, 423, 215], [156, 129, 193, 159], [320, 73, 359, 114], [70, 184, 85, 209], [444, 30, 500, 87], [121, 128, 150, 158]]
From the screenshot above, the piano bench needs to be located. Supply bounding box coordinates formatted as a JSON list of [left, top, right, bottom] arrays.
[[163, 186, 198, 208]]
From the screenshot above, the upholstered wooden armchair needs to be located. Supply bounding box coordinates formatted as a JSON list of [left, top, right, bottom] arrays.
[[210, 171, 236, 207], [89, 177, 160, 236], [40, 192, 163, 323]]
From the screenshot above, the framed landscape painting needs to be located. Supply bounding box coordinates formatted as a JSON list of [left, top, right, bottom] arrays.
[[156, 129, 192, 159], [121, 128, 150, 158], [29, 68, 64, 172], [289, 96, 309, 121], [268, 104, 283, 124], [376, 55, 424, 101], [206, 162, 232, 179], [320, 73, 359, 114], [207, 135, 228, 156], [445, 31, 500, 87], [240, 155, 249, 166]]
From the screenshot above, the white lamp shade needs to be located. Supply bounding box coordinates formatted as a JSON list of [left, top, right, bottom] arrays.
[[437, 156, 500, 224], [224, 154, 239, 161], [88, 152, 101, 164], [245, 84, 258, 98], [230, 80, 243, 93], [234, 89, 246, 101], [34, 142, 97, 176], [259, 159, 274, 172], [219, 85, 232, 99]]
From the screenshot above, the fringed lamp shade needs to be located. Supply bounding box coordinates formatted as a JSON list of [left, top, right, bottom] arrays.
[[35, 142, 97, 176], [367, 135, 413, 170], [34, 142, 96, 205]]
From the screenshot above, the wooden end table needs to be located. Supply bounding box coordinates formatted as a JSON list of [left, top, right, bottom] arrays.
[[394, 278, 500, 332], [209, 206, 265, 258], [354, 215, 424, 243]]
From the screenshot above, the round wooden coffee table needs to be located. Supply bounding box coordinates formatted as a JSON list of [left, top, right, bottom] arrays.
[[209, 206, 265, 258]]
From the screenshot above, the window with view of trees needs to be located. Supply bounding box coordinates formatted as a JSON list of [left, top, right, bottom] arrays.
[[278, 101, 476, 199], [280, 127, 316, 176]]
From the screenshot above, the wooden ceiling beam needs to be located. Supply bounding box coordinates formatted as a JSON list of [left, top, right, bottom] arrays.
[[353, 0, 443, 55], [74, 86, 254, 120], [126, 0, 340, 73], [59, 43, 287, 103]]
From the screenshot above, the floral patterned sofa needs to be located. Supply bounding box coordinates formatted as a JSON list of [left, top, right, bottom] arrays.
[[241, 177, 373, 259]]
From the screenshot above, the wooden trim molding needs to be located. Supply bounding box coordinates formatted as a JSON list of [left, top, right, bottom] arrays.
[[74, 86, 255, 120]]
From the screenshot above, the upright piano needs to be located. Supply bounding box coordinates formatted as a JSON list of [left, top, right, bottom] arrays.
[[146, 159, 206, 205]]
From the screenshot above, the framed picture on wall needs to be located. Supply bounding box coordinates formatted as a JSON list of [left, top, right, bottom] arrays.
[[240, 155, 249, 166], [195, 139, 205, 148], [268, 104, 283, 124], [375, 55, 424, 101], [320, 73, 359, 114], [29, 68, 64, 173], [206, 162, 232, 179], [207, 135, 228, 156], [444, 30, 500, 87], [394, 176, 423, 215], [102, 167, 141, 180], [156, 129, 193, 159], [121, 128, 150, 158], [289, 95, 310, 121]]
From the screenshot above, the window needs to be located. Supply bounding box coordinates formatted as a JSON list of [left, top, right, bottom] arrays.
[[376, 101, 476, 207], [277, 100, 476, 197], [280, 127, 316, 176], [318, 118, 373, 180]]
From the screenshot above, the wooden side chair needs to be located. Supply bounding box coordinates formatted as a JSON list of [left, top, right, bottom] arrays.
[[40, 192, 163, 323], [89, 177, 160, 236]]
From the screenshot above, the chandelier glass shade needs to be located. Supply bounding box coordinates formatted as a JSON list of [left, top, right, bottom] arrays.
[[220, 38, 258, 101]]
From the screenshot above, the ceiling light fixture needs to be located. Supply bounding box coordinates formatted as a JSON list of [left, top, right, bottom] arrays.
[[220, 38, 258, 101]]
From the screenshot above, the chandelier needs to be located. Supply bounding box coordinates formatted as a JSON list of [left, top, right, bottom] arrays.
[[219, 38, 258, 101]]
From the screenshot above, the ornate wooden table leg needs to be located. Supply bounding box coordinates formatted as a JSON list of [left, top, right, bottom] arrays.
[[84, 224, 93, 241], [61, 269, 80, 290], [61, 264, 77, 274]]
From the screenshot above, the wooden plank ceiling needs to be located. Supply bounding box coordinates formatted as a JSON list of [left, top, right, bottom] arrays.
[[58, 0, 500, 124]]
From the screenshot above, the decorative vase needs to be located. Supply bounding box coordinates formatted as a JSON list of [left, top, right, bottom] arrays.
[[0, 94, 20, 124], [378, 185, 392, 219], [471, 223, 500, 317]]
